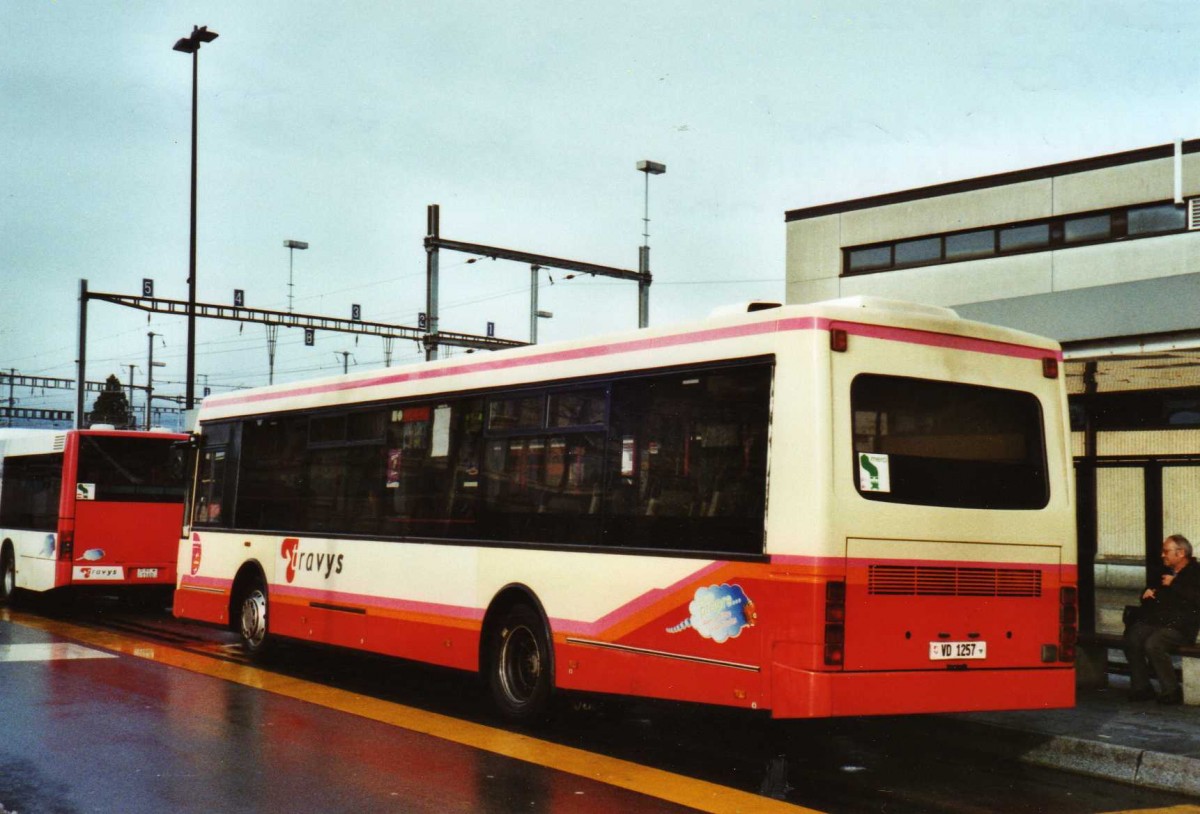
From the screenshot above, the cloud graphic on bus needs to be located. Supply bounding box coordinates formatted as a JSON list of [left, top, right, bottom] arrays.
[[666, 583, 756, 643], [79, 549, 106, 562]]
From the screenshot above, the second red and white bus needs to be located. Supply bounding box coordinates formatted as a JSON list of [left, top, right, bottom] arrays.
[[174, 297, 1077, 720], [0, 427, 188, 603]]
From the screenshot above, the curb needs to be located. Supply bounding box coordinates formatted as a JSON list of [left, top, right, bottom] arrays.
[[950, 718, 1200, 797]]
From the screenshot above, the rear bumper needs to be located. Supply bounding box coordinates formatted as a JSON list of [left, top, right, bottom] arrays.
[[771, 662, 1074, 718]]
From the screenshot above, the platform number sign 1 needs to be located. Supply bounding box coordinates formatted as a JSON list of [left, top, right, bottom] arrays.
[[304, 328, 315, 347], [487, 321, 495, 338], [234, 289, 245, 307], [351, 304, 362, 322], [142, 278, 154, 297]]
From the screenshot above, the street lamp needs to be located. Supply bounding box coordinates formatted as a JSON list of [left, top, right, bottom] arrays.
[[636, 160, 665, 329], [283, 239, 309, 312], [173, 24, 219, 411]]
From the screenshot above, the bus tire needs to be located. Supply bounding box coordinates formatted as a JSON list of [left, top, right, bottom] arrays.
[[236, 578, 272, 658], [487, 603, 553, 723], [0, 543, 15, 605]]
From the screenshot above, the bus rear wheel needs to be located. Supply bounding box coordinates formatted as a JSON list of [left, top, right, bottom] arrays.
[[487, 603, 553, 723], [0, 544, 15, 605], [237, 580, 271, 657]]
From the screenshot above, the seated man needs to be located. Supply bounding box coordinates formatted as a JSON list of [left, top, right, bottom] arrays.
[[1123, 534, 1200, 705]]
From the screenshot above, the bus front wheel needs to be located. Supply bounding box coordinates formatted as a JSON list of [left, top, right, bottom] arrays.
[[487, 603, 553, 723], [237, 580, 271, 657], [0, 544, 15, 605]]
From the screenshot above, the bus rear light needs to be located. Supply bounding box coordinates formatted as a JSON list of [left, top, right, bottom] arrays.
[[1042, 357, 1059, 379], [830, 329, 848, 353], [824, 580, 846, 666], [1058, 585, 1078, 663], [59, 528, 73, 560]]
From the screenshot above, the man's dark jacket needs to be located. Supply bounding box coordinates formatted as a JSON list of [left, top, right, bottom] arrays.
[[1142, 559, 1200, 642]]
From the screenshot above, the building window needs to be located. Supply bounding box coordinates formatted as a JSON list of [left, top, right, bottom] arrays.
[[841, 199, 1188, 276], [999, 223, 1049, 252], [944, 230, 995, 261], [1127, 202, 1186, 236], [847, 245, 893, 273], [1063, 214, 1111, 244], [894, 237, 941, 267]]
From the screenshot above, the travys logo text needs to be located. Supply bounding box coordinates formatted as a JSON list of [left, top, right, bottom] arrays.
[[280, 537, 344, 584]]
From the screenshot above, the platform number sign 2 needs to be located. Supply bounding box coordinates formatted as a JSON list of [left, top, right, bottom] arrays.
[[142, 279, 154, 297]]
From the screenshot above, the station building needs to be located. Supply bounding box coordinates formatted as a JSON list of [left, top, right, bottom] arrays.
[[784, 139, 1200, 635]]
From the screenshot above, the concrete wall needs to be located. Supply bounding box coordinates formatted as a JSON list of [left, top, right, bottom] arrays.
[[785, 152, 1200, 320]]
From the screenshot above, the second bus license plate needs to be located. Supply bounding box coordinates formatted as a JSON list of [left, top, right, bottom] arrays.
[[929, 641, 987, 660], [136, 568, 159, 579]]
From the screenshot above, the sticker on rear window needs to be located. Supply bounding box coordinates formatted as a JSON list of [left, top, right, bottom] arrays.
[[858, 453, 890, 493]]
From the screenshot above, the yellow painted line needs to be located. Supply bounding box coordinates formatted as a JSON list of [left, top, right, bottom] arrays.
[[3, 609, 817, 814], [1102, 808, 1200, 814]]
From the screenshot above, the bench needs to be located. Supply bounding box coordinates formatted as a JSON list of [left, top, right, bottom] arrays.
[[1077, 631, 1200, 704]]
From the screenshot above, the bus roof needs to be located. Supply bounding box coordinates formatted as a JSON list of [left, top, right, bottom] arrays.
[[0, 428, 187, 458], [197, 297, 1062, 423]]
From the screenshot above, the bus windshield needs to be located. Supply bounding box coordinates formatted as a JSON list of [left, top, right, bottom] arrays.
[[77, 436, 186, 503], [851, 374, 1048, 510]]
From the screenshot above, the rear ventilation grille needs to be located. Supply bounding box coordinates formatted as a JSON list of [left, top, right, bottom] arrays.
[[1189, 197, 1200, 231], [868, 565, 1041, 597], [52, 434, 66, 452]]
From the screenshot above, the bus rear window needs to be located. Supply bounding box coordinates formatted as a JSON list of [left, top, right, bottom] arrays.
[[77, 437, 186, 503], [850, 375, 1048, 510]]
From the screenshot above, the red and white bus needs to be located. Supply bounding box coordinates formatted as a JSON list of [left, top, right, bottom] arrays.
[[175, 297, 1077, 720], [0, 427, 188, 603]]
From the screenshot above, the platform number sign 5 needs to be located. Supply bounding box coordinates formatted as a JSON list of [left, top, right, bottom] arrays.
[[142, 279, 154, 297]]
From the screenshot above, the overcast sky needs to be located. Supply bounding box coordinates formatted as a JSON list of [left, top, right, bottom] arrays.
[[4, 1, 1200, 424]]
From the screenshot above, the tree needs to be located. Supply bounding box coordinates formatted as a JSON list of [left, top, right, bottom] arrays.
[[89, 374, 133, 428]]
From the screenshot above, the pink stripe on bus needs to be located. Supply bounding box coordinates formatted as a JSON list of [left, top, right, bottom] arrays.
[[204, 316, 1056, 412], [550, 561, 728, 636]]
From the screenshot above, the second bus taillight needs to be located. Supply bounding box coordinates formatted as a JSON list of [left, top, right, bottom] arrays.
[[1059, 586, 1078, 662], [58, 527, 74, 560], [824, 580, 846, 666]]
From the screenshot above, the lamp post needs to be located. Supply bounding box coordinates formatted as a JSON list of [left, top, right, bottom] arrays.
[[173, 24, 219, 411], [283, 239, 309, 312], [636, 160, 665, 329]]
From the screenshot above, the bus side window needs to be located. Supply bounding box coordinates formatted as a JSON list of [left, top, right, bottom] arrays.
[[194, 448, 227, 527], [605, 364, 771, 555]]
